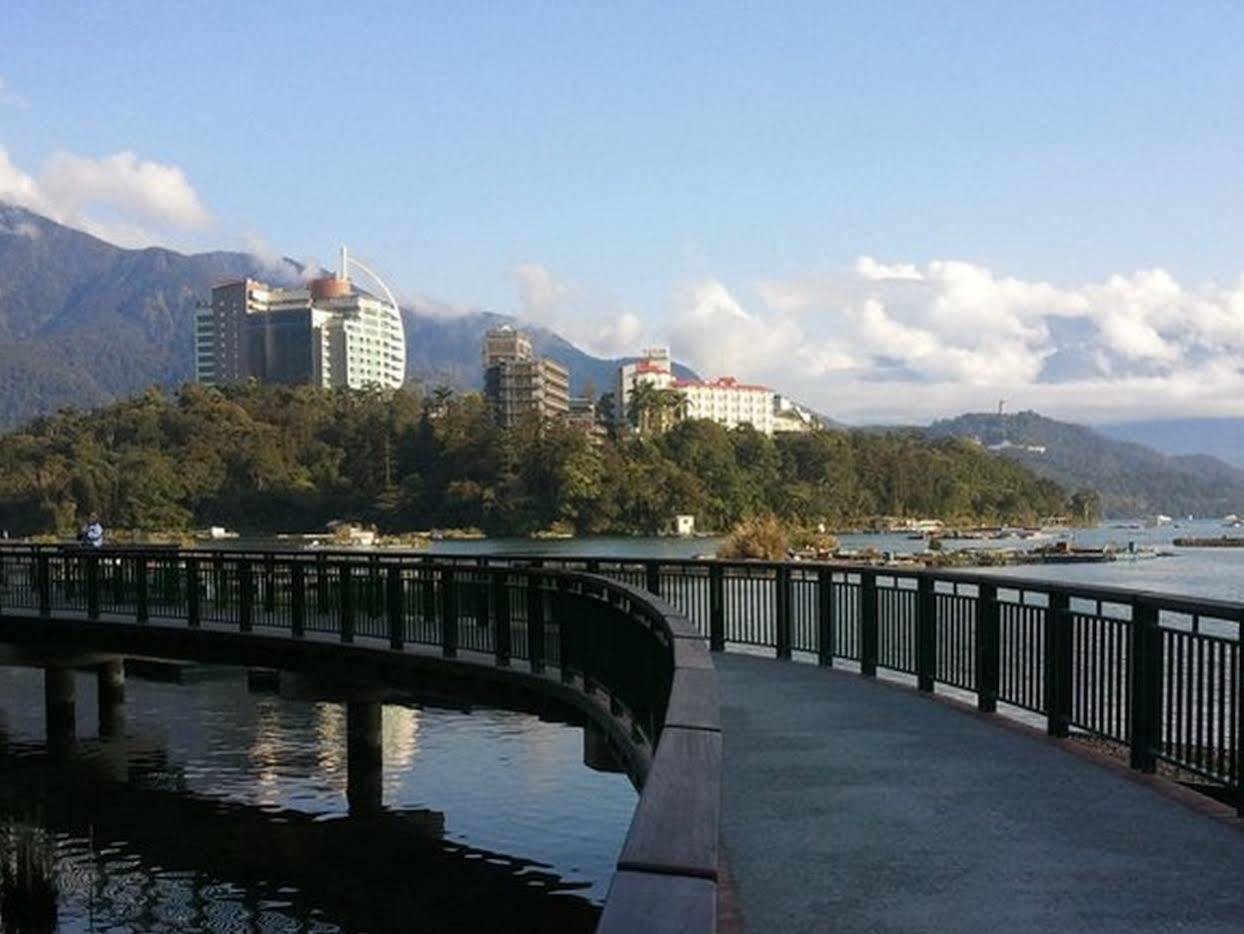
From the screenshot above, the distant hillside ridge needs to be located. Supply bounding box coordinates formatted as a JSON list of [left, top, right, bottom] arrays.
[[0, 204, 696, 428], [926, 410, 1244, 518], [1099, 418, 1244, 470]]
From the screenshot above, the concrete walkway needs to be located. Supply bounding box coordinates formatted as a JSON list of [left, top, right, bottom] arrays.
[[717, 653, 1244, 934]]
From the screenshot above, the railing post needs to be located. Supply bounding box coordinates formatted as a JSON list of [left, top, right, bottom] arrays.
[[85, 553, 100, 620], [558, 577, 575, 683], [527, 571, 546, 673], [36, 554, 50, 617], [316, 553, 330, 614], [238, 560, 254, 633], [709, 563, 725, 652], [860, 570, 878, 677], [472, 571, 488, 629], [1129, 598, 1160, 772], [339, 563, 354, 643], [644, 561, 661, 597], [1236, 623, 1244, 816], [1045, 591, 1072, 737], [263, 554, 276, 614], [135, 555, 149, 623], [493, 571, 512, 667], [441, 566, 458, 658], [976, 582, 1000, 712], [186, 557, 200, 628], [387, 565, 404, 650], [370, 555, 383, 620], [775, 564, 792, 660], [421, 557, 437, 627], [111, 553, 126, 607], [290, 562, 305, 638], [817, 568, 835, 666], [916, 575, 935, 692]]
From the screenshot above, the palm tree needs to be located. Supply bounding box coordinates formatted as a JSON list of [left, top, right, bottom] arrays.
[[627, 381, 659, 435]]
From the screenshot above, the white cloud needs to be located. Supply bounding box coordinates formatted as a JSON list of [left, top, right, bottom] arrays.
[[0, 214, 39, 238], [242, 232, 284, 272], [661, 258, 1244, 423], [593, 311, 645, 355], [509, 261, 647, 357], [0, 146, 42, 211], [667, 279, 806, 377], [512, 262, 572, 324], [855, 256, 923, 281], [0, 142, 209, 247], [405, 292, 484, 319], [41, 150, 208, 230]]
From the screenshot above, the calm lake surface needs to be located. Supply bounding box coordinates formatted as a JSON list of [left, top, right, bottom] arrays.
[[213, 519, 1244, 603], [0, 667, 636, 933], [421, 519, 1244, 603]]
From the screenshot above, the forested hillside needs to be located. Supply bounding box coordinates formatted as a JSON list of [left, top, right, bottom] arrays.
[[926, 411, 1244, 517], [0, 384, 1075, 537]]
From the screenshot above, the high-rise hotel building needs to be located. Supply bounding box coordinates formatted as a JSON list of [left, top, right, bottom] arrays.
[[482, 326, 570, 427], [195, 251, 406, 390]]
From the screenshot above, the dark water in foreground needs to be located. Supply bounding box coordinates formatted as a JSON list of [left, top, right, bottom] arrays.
[[0, 667, 635, 933]]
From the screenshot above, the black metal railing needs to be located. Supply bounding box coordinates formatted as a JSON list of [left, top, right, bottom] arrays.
[[2, 542, 1242, 920], [0, 544, 722, 932], [466, 551, 1242, 813]]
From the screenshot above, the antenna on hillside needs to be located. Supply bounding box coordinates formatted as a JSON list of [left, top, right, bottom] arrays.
[[998, 398, 1006, 416]]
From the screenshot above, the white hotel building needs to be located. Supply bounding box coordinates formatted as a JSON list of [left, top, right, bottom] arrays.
[[616, 347, 777, 435], [672, 377, 776, 435]]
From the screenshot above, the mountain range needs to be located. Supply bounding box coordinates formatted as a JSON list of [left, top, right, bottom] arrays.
[[1098, 418, 1244, 470], [925, 411, 1244, 518], [4, 203, 1244, 519], [0, 204, 692, 429]]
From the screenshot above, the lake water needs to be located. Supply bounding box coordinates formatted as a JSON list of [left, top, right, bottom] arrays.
[[420, 519, 1244, 604], [0, 667, 636, 933], [205, 519, 1244, 605]]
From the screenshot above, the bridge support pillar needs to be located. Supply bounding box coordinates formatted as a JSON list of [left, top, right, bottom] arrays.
[[44, 665, 75, 752], [97, 658, 126, 739], [347, 701, 383, 816], [583, 724, 623, 774]]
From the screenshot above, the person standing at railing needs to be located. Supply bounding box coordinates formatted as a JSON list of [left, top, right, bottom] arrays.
[[80, 515, 104, 548]]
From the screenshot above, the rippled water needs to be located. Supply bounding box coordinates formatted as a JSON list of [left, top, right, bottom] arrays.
[[223, 520, 1244, 603], [0, 667, 636, 933], [465, 524, 1244, 603]]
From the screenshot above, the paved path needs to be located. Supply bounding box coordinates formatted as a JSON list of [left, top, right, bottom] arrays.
[[717, 653, 1244, 933]]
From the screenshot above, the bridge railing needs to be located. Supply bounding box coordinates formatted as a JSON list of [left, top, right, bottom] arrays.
[[5, 544, 1239, 814], [0, 544, 721, 933], [454, 552, 1240, 814]]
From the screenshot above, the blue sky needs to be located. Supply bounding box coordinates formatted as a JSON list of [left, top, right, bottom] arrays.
[[3, 1, 1244, 422]]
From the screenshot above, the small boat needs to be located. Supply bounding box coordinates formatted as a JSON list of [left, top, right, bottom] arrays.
[[1114, 547, 1163, 562]]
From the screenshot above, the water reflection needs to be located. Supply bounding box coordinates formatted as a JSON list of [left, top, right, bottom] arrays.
[[0, 666, 635, 932]]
